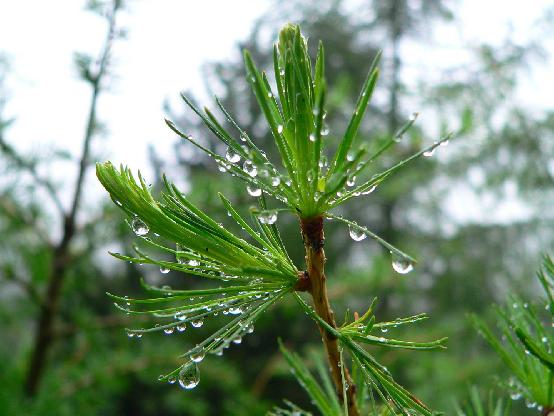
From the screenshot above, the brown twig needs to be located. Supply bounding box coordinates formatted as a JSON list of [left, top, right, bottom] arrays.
[[0, 196, 51, 244], [300, 215, 359, 416]]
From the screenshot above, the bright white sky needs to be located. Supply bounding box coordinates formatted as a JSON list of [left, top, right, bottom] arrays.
[[0, 0, 552, 223]]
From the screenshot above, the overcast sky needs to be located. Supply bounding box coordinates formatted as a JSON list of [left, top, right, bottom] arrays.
[[0, 0, 552, 222]]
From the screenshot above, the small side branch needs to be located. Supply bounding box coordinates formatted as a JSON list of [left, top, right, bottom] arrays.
[[0, 137, 66, 217]]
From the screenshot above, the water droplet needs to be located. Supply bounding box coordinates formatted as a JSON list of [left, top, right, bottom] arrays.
[[243, 160, 258, 177], [258, 210, 278, 225], [309, 133, 316, 142], [279, 69, 285, 76], [247, 186, 262, 197], [510, 392, 522, 400], [131, 217, 149, 236], [188, 259, 200, 267], [391, 253, 414, 274], [410, 112, 419, 121], [160, 266, 170, 274], [168, 377, 176, 384], [228, 306, 243, 315], [321, 126, 329, 136], [164, 327, 175, 335], [176, 324, 186, 332], [225, 148, 241, 163], [267, 91, 273, 98], [348, 225, 367, 242], [381, 327, 388, 333], [346, 151, 355, 161], [271, 176, 281, 187], [191, 318, 204, 328], [190, 348, 206, 363], [277, 125, 283, 134], [361, 185, 377, 195], [347, 176, 356, 187], [525, 400, 537, 409], [232, 336, 242, 344], [423, 148, 435, 157], [178, 362, 200, 389], [440, 139, 449, 147], [542, 336, 548, 343]]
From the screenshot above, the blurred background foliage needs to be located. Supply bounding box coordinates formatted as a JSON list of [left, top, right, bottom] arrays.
[[0, 0, 553, 415]]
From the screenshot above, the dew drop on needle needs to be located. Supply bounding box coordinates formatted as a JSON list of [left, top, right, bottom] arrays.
[[178, 362, 200, 390], [348, 225, 367, 242], [131, 217, 149, 236]]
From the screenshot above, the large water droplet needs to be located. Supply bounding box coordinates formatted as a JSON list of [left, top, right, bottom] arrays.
[[225, 148, 241, 163], [423, 148, 435, 157], [178, 362, 200, 389], [271, 176, 281, 187], [348, 226, 367, 242], [277, 125, 283, 134], [160, 266, 170, 274], [243, 160, 258, 177], [258, 210, 278, 225], [164, 327, 175, 335], [321, 126, 329, 136], [247, 186, 262, 197], [132, 218, 149, 236], [391, 253, 414, 274]]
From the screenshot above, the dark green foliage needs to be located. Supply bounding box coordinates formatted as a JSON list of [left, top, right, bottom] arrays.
[[454, 387, 511, 416], [471, 256, 554, 412]]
